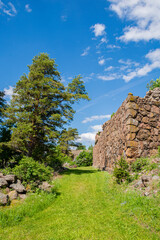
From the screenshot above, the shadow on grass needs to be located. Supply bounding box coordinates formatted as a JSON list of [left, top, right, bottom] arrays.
[[61, 168, 100, 176]]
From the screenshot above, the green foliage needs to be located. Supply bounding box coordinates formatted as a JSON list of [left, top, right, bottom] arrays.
[[76, 143, 86, 150], [111, 112, 115, 118], [58, 127, 79, 154], [88, 145, 93, 150], [5, 53, 89, 162], [131, 158, 149, 172], [147, 77, 160, 90], [113, 157, 131, 184], [12, 156, 52, 183], [0, 191, 56, 228], [158, 146, 160, 157], [75, 150, 93, 167], [46, 146, 72, 170]]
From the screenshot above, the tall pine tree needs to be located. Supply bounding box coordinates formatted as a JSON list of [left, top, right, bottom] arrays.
[[5, 53, 89, 161]]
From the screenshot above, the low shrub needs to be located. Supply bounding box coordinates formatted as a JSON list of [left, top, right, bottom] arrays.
[[113, 157, 131, 184], [131, 158, 149, 172], [12, 156, 52, 184], [75, 151, 93, 167]]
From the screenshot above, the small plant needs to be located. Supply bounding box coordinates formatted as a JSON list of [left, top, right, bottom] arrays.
[[158, 146, 160, 157], [75, 151, 93, 167], [12, 156, 52, 184], [131, 158, 149, 172], [111, 112, 115, 118], [147, 77, 160, 90], [113, 157, 131, 184]]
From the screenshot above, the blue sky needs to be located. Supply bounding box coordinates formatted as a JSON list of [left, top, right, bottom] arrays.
[[1, 0, 160, 146]]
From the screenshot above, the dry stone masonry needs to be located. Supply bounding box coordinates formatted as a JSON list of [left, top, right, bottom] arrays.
[[93, 88, 160, 171]]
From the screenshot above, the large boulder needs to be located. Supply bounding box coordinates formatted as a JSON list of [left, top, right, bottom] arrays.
[[3, 175, 17, 184], [0, 192, 9, 205], [8, 190, 18, 201], [0, 178, 8, 188], [10, 180, 26, 193]]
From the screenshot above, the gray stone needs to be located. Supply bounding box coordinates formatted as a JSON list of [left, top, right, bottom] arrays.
[[0, 192, 9, 205], [10, 180, 26, 193], [39, 182, 52, 192], [8, 190, 18, 201], [152, 175, 160, 181], [3, 175, 17, 184], [0, 173, 3, 177], [144, 192, 150, 196], [134, 180, 143, 188], [19, 194, 27, 200], [0, 178, 8, 187]]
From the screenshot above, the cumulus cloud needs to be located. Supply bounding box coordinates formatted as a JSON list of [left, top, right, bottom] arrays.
[[82, 114, 111, 123], [98, 58, 105, 65], [4, 86, 14, 99], [104, 66, 114, 71], [97, 73, 119, 81], [25, 4, 32, 13], [91, 23, 106, 37], [91, 125, 102, 131], [109, 0, 160, 42], [123, 48, 160, 82], [79, 132, 96, 143], [81, 46, 90, 56], [0, 1, 17, 16]]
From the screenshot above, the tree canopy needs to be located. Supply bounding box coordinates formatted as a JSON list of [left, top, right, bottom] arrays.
[[5, 53, 89, 161]]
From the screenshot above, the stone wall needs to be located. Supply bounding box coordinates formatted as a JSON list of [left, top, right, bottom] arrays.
[[93, 88, 160, 171]]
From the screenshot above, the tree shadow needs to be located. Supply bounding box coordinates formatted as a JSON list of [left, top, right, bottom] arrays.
[[60, 168, 100, 176]]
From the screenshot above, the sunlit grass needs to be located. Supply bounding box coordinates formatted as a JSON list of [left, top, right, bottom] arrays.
[[0, 167, 160, 240]]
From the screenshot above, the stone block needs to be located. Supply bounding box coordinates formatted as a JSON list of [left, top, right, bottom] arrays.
[[127, 125, 139, 133], [126, 133, 136, 141], [142, 117, 149, 124], [126, 109, 137, 118], [125, 102, 139, 110], [126, 118, 138, 126], [126, 141, 138, 148], [151, 105, 160, 114], [137, 129, 150, 140]]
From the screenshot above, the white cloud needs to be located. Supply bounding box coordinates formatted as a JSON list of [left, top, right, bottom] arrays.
[[91, 23, 106, 37], [109, 0, 160, 42], [81, 46, 90, 56], [98, 58, 105, 65], [107, 44, 120, 49], [97, 73, 119, 81], [79, 125, 102, 145], [91, 125, 102, 131], [4, 86, 14, 99], [25, 4, 32, 13], [104, 66, 113, 71], [82, 114, 111, 123], [123, 48, 160, 82], [1, 1, 17, 16]]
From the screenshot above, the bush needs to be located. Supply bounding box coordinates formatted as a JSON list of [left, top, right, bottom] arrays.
[[113, 157, 131, 184], [147, 77, 160, 90], [75, 151, 93, 167], [12, 156, 52, 184], [131, 158, 149, 172]]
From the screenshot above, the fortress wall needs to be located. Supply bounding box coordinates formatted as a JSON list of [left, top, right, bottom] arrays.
[[93, 88, 160, 171]]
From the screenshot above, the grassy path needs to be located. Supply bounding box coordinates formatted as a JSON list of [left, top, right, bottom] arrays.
[[0, 167, 160, 240]]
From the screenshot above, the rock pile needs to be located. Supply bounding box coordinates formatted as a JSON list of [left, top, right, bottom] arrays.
[[0, 173, 26, 206]]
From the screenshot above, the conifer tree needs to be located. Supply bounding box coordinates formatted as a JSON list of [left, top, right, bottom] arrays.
[[5, 53, 89, 161]]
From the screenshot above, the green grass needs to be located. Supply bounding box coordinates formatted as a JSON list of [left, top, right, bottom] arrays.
[[0, 167, 160, 240]]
